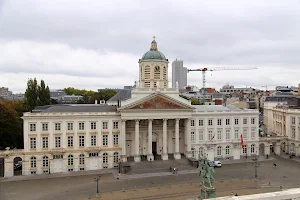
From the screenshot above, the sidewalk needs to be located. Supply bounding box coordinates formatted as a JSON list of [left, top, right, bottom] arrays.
[[276, 153, 300, 163], [0, 168, 118, 183]]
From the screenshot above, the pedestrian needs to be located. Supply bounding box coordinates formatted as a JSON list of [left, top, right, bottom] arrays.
[[266, 154, 269, 159], [231, 192, 234, 196], [169, 166, 172, 172], [235, 193, 238, 196], [273, 163, 277, 168]]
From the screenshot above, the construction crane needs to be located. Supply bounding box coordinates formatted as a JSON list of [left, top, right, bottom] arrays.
[[187, 67, 258, 103]]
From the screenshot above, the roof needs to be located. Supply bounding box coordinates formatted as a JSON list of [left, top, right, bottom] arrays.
[[32, 104, 118, 113], [107, 89, 131, 102], [193, 105, 241, 112], [141, 50, 167, 60]]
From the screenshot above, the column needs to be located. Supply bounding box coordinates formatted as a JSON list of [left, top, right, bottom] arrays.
[[174, 119, 181, 159], [121, 120, 127, 162], [134, 119, 141, 162], [161, 119, 168, 160], [185, 118, 192, 158], [147, 119, 154, 161]]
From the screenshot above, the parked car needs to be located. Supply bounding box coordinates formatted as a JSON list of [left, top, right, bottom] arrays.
[[208, 161, 215, 167], [214, 161, 222, 168]]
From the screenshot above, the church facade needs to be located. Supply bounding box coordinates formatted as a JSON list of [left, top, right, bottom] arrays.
[[1, 39, 259, 177]]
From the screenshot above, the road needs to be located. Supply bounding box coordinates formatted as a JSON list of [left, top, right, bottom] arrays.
[[1, 156, 300, 200]]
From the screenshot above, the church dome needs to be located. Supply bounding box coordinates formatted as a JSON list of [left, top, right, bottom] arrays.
[[141, 39, 167, 61]]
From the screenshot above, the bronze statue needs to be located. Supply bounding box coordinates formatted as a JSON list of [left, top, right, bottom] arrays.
[[198, 153, 215, 188]]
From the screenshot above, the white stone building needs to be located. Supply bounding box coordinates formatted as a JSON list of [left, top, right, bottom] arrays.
[[0, 39, 259, 177]]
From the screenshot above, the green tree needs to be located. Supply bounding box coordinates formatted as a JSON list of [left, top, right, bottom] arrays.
[[0, 100, 23, 149], [24, 78, 38, 111], [38, 80, 51, 105], [88, 89, 117, 104], [24, 78, 51, 110]]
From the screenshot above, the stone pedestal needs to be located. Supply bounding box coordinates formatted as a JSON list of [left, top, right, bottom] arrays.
[[199, 185, 216, 199], [174, 152, 181, 160], [147, 154, 154, 161], [134, 155, 141, 162], [121, 155, 127, 162], [161, 153, 168, 160]]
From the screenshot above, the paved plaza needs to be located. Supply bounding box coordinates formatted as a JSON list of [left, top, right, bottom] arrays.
[[1, 156, 300, 200]]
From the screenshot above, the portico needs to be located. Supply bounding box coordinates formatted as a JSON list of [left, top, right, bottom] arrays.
[[119, 117, 193, 162]]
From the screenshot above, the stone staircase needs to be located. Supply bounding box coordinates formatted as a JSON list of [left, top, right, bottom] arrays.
[[126, 157, 195, 174]]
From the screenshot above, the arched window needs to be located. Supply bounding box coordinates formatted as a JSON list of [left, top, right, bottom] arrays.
[[103, 153, 108, 163], [113, 152, 119, 163], [42, 156, 49, 167], [30, 156, 36, 168], [217, 146, 222, 156], [225, 146, 230, 155], [199, 147, 204, 157], [243, 145, 247, 154], [251, 144, 255, 153], [79, 154, 85, 165], [68, 155, 73, 166]]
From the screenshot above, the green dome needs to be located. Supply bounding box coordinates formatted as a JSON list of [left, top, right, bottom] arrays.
[[142, 50, 167, 60], [141, 39, 167, 61]]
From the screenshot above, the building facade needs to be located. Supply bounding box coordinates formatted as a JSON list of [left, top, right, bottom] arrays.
[[0, 39, 259, 177], [172, 59, 187, 89]]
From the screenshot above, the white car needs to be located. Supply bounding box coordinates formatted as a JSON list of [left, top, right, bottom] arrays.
[[214, 161, 222, 167]]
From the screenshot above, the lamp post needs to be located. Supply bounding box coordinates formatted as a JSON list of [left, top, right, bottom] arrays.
[[94, 174, 101, 197], [252, 154, 260, 179]]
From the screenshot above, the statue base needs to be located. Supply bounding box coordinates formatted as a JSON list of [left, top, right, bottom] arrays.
[[199, 185, 216, 199]]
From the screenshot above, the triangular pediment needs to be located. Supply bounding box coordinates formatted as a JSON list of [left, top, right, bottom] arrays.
[[119, 93, 194, 110]]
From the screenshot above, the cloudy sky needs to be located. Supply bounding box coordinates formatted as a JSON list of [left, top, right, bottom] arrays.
[[0, 0, 300, 93]]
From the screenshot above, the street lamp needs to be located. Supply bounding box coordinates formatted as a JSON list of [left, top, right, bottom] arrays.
[[94, 174, 101, 197], [252, 156, 260, 179]]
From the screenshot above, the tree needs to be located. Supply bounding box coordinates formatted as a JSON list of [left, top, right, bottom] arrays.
[[88, 89, 117, 104], [0, 100, 23, 149], [38, 80, 51, 105], [24, 78, 51, 110], [24, 78, 38, 111]]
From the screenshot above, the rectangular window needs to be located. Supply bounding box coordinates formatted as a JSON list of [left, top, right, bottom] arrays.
[[226, 119, 230, 125], [217, 129, 222, 140], [79, 136, 85, 147], [292, 117, 295, 124], [199, 130, 204, 141], [113, 134, 119, 145], [243, 118, 247, 125], [113, 122, 118, 129], [42, 137, 48, 148], [234, 129, 239, 139], [91, 135, 96, 146], [30, 124, 36, 132], [30, 138, 36, 149], [208, 130, 213, 141], [68, 136, 73, 147], [292, 127, 296, 138], [251, 118, 255, 125], [243, 128, 248, 139], [79, 122, 85, 130], [217, 119, 222, 126], [234, 119, 239, 125], [102, 135, 108, 146], [226, 129, 230, 140], [191, 132, 195, 142], [199, 119, 204, 126], [55, 123, 61, 131], [55, 136, 61, 148], [42, 123, 48, 131], [91, 122, 97, 130], [103, 122, 108, 129], [67, 123, 73, 131], [251, 128, 256, 138], [208, 119, 213, 126], [191, 120, 195, 126]]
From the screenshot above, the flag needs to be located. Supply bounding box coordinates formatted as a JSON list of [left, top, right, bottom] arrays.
[[240, 134, 245, 148], [209, 135, 215, 142]]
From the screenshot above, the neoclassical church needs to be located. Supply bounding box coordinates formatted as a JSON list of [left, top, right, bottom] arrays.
[[0, 39, 259, 177]]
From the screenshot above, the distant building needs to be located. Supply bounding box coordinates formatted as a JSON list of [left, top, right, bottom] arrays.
[[172, 59, 187, 89], [50, 90, 82, 104], [0, 87, 12, 96], [0, 87, 23, 101]]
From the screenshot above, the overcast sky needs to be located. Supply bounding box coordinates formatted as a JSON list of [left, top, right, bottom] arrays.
[[0, 0, 300, 93]]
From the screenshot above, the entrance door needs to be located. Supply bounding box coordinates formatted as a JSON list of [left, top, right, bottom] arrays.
[[152, 142, 157, 156], [126, 141, 131, 157], [53, 159, 64, 173]]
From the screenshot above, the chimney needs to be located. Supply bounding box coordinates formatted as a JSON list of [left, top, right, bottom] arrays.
[[298, 84, 300, 96], [95, 100, 98, 104]]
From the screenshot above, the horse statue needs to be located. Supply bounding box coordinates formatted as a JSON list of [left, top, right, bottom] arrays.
[[199, 156, 215, 188]]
